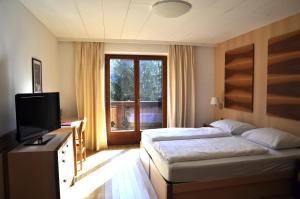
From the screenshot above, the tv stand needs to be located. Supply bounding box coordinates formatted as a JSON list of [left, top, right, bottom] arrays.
[[23, 134, 56, 145], [8, 131, 74, 199]]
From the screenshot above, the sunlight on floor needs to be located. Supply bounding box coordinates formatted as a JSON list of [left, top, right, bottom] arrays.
[[66, 148, 154, 199]]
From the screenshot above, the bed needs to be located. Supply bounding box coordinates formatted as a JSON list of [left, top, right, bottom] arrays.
[[141, 127, 230, 142], [140, 121, 300, 199]]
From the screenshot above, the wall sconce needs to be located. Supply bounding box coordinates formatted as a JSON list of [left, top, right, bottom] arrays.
[[210, 97, 218, 106], [210, 97, 223, 109]]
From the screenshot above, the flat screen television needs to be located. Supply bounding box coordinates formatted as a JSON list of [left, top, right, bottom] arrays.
[[15, 92, 61, 143]]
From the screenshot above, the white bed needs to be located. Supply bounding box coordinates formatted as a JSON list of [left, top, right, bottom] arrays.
[[142, 136, 300, 183], [141, 119, 257, 144], [141, 127, 230, 143], [152, 137, 268, 163], [140, 124, 300, 198]]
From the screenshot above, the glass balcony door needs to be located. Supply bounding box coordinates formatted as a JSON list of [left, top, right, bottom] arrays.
[[105, 55, 167, 145], [140, 60, 166, 130], [109, 58, 135, 132]]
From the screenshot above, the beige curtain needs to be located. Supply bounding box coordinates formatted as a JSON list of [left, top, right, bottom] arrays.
[[168, 45, 196, 127], [74, 42, 107, 151]]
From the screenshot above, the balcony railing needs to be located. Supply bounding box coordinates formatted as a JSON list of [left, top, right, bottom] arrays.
[[110, 101, 162, 131]]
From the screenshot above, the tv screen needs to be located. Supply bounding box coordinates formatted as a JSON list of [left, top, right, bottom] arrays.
[[15, 92, 61, 142]]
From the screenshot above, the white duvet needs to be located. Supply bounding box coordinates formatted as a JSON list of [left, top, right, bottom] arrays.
[[142, 127, 230, 142], [153, 137, 268, 163]]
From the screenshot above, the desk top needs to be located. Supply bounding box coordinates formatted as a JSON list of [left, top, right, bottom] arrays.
[[61, 120, 81, 128]]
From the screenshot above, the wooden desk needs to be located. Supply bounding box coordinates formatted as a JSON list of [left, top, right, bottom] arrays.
[[57, 120, 81, 178]]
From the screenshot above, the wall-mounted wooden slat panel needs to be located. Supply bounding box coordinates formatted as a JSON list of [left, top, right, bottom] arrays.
[[268, 82, 300, 97], [268, 58, 300, 74], [267, 104, 300, 120], [225, 86, 253, 94], [268, 51, 300, 65], [225, 68, 253, 78], [268, 74, 300, 84], [225, 58, 253, 70], [267, 29, 300, 121], [268, 31, 300, 54], [225, 79, 252, 87], [224, 101, 253, 112], [267, 94, 300, 104], [225, 44, 254, 112]]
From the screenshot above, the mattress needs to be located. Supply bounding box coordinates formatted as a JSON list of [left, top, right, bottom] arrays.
[[153, 137, 268, 163], [141, 127, 230, 143], [142, 136, 300, 183]]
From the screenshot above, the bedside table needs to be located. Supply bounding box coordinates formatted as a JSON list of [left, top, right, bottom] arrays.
[[203, 123, 213, 127]]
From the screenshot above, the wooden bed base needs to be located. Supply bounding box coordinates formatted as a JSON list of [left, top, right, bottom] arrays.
[[140, 145, 297, 199]]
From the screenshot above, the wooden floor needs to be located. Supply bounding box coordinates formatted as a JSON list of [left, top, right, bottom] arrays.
[[68, 146, 158, 199]]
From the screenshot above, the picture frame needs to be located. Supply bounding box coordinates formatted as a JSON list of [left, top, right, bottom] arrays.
[[32, 58, 43, 93]]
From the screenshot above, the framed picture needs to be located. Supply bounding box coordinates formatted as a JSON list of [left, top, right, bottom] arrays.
[[32, 58, 42, 93]]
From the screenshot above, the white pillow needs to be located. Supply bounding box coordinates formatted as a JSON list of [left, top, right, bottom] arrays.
[[242, 128, 300, 150], [210, 119, 256, 135]]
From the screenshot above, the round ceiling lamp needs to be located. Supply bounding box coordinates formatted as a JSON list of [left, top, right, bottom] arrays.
[[152, 0, 192, 18]]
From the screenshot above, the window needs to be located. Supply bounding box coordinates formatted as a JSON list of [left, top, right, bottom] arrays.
[[105, 55, 167, 145]]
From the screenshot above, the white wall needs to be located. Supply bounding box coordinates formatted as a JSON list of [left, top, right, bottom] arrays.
[[0, 1, 60, 198], [58, 42, 77, 119], [57, 42, 215, 126], [0, 0, 59, 136], [194, 47, 215, 127], [105, 43, 168, 55], [57, 42, 169, 120]]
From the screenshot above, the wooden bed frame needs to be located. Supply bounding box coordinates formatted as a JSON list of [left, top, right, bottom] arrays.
[[140, 144, 298, 199]]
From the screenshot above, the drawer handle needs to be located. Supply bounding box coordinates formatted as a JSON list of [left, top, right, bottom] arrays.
[[66, 144, 69, 148], [63, 179, 67, 183], [62, 151, 65, 154], [62, 159, 66, 163]]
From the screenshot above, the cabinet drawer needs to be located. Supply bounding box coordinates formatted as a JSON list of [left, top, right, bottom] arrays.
[[59, 156, 74, 189], [57, 134, 75, 198], [58, 135, 73, 160], [58, 138, 74, 181]]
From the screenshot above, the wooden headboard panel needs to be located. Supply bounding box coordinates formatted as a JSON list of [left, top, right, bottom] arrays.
[[267, 30, 300, 121], [215, 13, 300, 136], [224, 44, 254, 112]]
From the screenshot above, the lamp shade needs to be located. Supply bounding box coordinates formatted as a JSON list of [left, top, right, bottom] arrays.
[[152, 0, 192, 18], [210, 97, 219, 105]]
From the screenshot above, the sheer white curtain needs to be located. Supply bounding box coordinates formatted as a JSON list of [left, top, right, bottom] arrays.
[[74, 42, 107, 151], [168, 45, 196, 127]]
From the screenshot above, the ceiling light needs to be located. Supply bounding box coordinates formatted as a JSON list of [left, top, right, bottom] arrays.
[[152, 0, 192, 18]]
